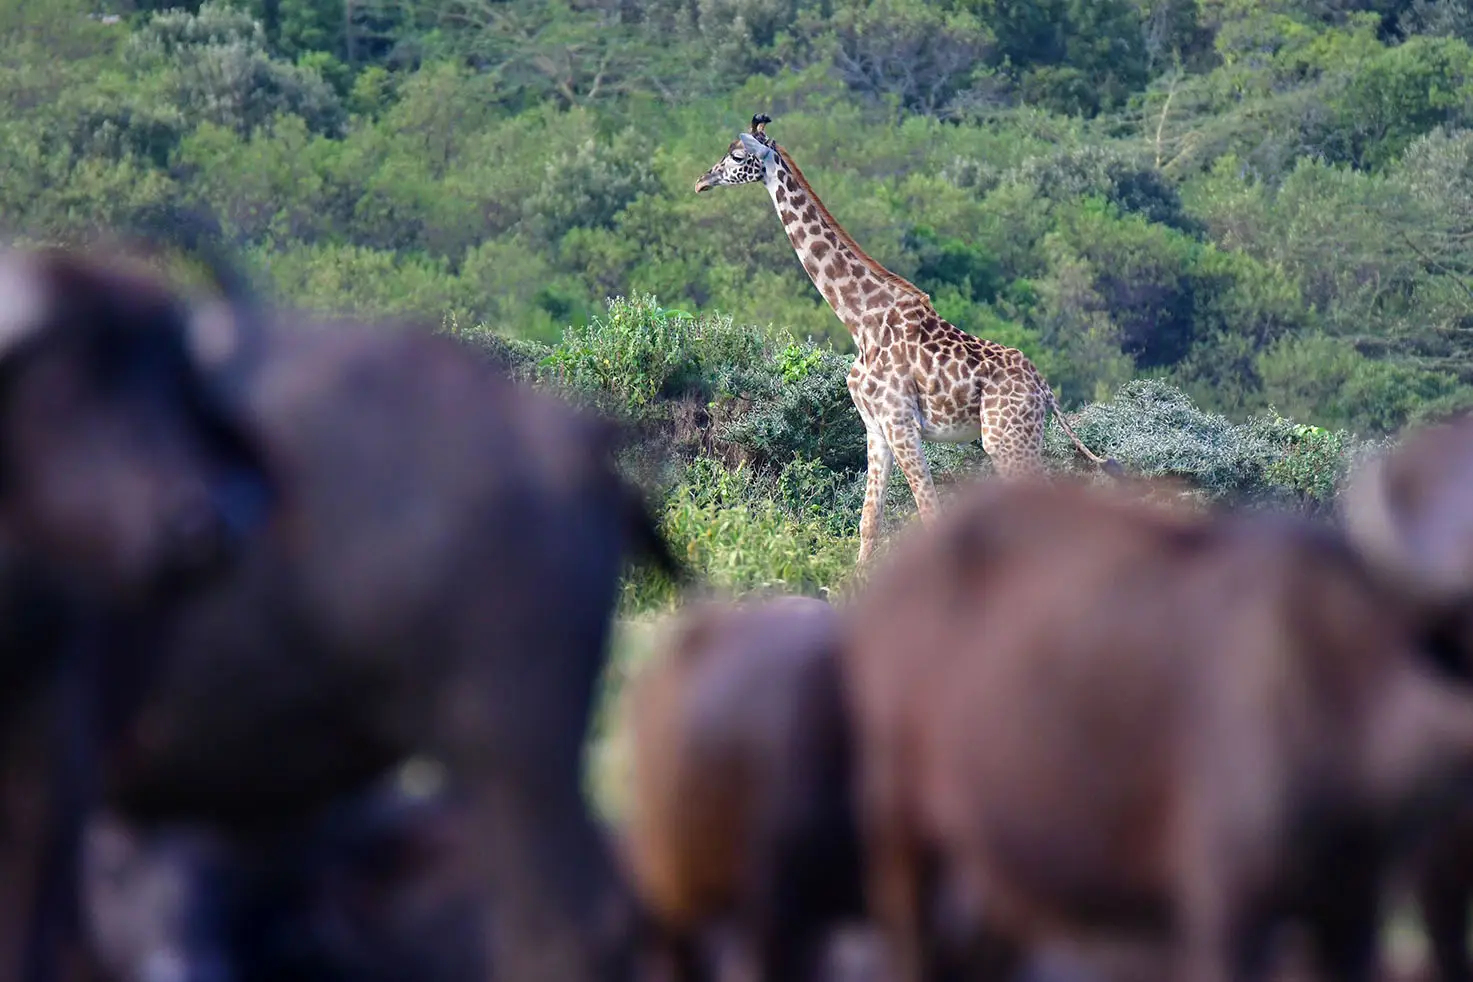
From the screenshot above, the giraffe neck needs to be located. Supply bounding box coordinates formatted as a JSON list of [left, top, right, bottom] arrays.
[[762, 152, 922, 344]]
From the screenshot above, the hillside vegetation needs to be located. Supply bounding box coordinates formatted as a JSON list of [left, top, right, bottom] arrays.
[[4, 0, 1468, 602]]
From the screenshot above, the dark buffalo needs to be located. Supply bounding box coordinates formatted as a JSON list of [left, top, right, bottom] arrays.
[[94, 291, 676, 982], [82, 761, 482, 982], [843, 476, 1473, 982], [0, 245, 274, 982]]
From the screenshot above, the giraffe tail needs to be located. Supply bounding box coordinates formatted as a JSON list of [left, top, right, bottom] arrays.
[[1050, 395, 1124, 479]]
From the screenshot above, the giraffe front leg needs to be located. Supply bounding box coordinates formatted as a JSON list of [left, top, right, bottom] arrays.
[[885, 418, 940, 525], [857, 424, 894, 567]]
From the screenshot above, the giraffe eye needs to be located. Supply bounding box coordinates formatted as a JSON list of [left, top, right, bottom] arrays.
[[731, 150, 747, 161]]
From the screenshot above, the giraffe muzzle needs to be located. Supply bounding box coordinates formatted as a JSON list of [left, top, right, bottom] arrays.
[[694, 172, 718, 193]]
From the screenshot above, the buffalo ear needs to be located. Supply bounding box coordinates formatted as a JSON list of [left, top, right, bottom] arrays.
[[1342, 431, 1473, 604], [0, 252, 49, 357]]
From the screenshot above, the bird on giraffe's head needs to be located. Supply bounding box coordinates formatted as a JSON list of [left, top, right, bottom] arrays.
[[694, 113, 780, 193]]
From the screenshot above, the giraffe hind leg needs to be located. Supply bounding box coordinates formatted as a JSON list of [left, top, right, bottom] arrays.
[[979, 401, 1046, 480], [883, 418, 940, 523], [857, 424, 894, 566]]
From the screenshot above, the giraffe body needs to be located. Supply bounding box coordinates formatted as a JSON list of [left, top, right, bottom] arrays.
[[697, 116, 1118, 564]]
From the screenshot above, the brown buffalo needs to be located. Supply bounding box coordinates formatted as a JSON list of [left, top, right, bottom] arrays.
[[843, 476, 1473, 982], [621, 595, 864, 982], [1339, 413, 1473, 982], [88, 288, 676, 982]]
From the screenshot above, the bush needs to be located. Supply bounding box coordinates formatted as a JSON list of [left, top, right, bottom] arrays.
[[620, 458, 858, 612], [720, 340, 868, 474], [1047, 378, 1367, 507], [1256, 333, 1464, 434], [774, 455, 867, 537], [1256, 416, 1359, 507], [251, 241, 476, 323], [542, 294, 767, 415], [443, 323, 551, 380], [1005, 145, 1201, 234]]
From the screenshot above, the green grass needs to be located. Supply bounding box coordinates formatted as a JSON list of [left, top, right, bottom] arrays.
[[585, 615, 665, 822]]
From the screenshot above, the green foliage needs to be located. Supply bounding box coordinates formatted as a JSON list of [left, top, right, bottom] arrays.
[[252, 240, 479, 323], [986, 0, 1152, 114], [621, 458, 858, 611], [905, 224, 1003, 303], [444, 323, 552, 379], [774, 342, 826, 384], [7, 0, 1473, 452], [1045, 379, 1369, 506], [524, 127, 663, 240], [1315, 35, 1473, 170], [543, 294, 765, 414], [127, 2, 345, 135], [817, 0, 995, 114], [774, 456, 867, 536], [1256, 333, 1462, 433], [721, 341, 868, 473], [1259, 417, 1355, 504], [1005, 145, 1202, 234]]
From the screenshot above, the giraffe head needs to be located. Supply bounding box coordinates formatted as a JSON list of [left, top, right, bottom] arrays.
[[694, 113, 780, 193]]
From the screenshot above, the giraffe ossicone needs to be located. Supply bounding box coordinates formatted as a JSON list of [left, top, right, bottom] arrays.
[[696, 113, 1122, 566]]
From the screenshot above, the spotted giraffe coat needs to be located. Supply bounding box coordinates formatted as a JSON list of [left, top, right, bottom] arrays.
[[696, 115, 1119, 563]]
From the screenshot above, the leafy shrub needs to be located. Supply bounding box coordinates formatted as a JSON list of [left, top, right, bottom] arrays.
[[444, 323, 552, 381], [774, 456, 867, 537], [1256, 416, 1359, 506], [620, 458, 858, 612], [1046, 378, 1365, 506], [542, 294, 767, 415], [721, 339, 868, 474]]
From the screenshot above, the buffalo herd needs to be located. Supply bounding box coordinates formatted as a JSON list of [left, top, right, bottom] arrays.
[[6, 239, 1473, 982]]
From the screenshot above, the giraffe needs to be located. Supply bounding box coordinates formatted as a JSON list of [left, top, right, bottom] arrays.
[[695, 113, 1122, 564]]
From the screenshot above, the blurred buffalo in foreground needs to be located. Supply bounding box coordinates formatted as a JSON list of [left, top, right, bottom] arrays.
[[845, 476, 1473, 982], [94, 275, 677, 982], [621, 595, 863, 982]]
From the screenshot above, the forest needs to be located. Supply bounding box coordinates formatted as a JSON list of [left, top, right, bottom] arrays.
[[4, 0, 1472, 603]]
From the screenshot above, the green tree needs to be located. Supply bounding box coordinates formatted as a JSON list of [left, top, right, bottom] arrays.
[[981, 0, 1151, 114], [127, 1, 345, 134]]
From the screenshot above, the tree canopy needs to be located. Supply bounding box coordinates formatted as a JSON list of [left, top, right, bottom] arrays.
[[6, 0, 1473, 434]]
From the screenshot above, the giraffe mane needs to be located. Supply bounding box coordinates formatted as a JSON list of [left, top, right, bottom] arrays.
[[773, 144, 934, 306]]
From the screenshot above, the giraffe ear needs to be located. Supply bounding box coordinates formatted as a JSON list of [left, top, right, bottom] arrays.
[[737, 132, 774, 163]]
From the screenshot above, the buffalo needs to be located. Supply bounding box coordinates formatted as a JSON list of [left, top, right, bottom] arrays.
[[621, 595, 863, 982], [843, 476, 1473, 982], [91, 283, 676, 982]]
